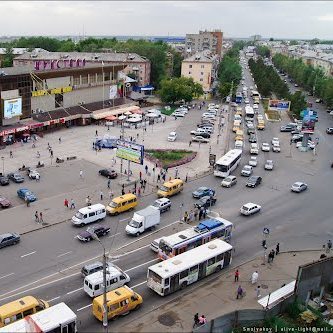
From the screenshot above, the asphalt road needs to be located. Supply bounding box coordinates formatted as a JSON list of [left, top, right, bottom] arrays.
[[1, 56, 333, 332]]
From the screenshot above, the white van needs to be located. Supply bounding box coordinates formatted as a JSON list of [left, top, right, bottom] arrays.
[[234, 140, 244, 150], [84, 264, 130, 297], [250, 143, 259, 155], [150, 237, 163, 253], [72, 204, 106, 226], [167, 132, 177, 142]]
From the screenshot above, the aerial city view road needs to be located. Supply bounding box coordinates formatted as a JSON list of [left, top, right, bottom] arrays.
[[1, 1, 333, 332]]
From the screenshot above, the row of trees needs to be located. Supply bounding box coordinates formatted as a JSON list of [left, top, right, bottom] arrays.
[[273, 54, 333, 108], [249, 58, 307, 117], [0, 37, 183, 88]]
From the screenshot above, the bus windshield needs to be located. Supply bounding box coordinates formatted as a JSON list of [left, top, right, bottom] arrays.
[[159, 185, 169, 192], [148, 270, 162, 284], [215, 164, 228, 172], [159, 240, 172, 255]]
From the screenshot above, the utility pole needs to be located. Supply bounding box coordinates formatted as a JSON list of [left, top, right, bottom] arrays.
[[102, 246, 108, 332], [120, 120, 125, 174]]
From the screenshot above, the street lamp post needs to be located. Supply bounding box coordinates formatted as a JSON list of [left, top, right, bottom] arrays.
[[1, 157, 4, 175]]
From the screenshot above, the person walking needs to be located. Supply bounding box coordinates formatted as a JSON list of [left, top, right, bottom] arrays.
[[121, 188, 125, 195], [234, 269, 239, 282], [86, 196, 92, 206], [175, 167, 179, 179], [64, 198, 69, 208], [79, 170, 83, 179], [157, 174, 161, 182], [137, 187, 141, 196], [271, 249, 275, 262], [183, 211, 188, 223], [236, 285, 244, 299], [95, 130, 98, 136], [35, 173, 40, 182], [189, 140, 192, 147], [9, 150, 13, 158], [59, 137, 61, 143], [251, 271, 259, 284], [39, 212, 43, 223], [198, 315, 207, 326], [34, 211, 39, 223], [276, 243, 280, 255], [107, 179, 111, 188], [327, 240, 332, 253], [109, 190, 114, 199], [139, 171, 142, 180], [193, 313, 199, 329], [70, 199, 75, 209], [255, 285, 261, 298], [100, 191, 104, 201], [145, 165, 148, 174], [25, 197, 30, 207]]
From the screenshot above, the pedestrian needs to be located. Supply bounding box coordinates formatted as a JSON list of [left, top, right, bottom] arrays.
[[327, 240, 332, 253], [175, 167, 179, 179], [194, 206, 199, 220], [236, 285, 244, 299], [9, 150, 13, 158], [35, 173, 40, 182], [276, 243, 280, 255], [185, 174, 188, 183], [107, 126, 110, 131], [203, 208, 207, 218], [193, 313, 199, 328], [234, 269, 239, 282], [108, 190, 114, 199], [39, 212, 43, 223], [143, 179, 147, 189], [199, 207, 203, 220], [189, 140, 192, 147], [70, 199, 75, 209], [251, 271, 259, 284], [189, 210, 194, 223], [271, 249, 275, 262], [183, 211, 188, 223], [157, 174, 161, 182], [139, 171, 142, 180], [86, 196, 91, 206], [137, 133, 139, 139], [162, 173, 166, 182], [34, 211, 39, 223], [25, 197, 30, 207], [268, 251, 273, 263], [137, 187, 141, 196], [198, 314, 207, 326], [100, 191, 104, 201], [59, 137, 61, 143], [64, 198, 69, 208], [95, 130, 98, 136], [50, 150, 53, 158], [107, 179, 111, 188], [121, 188, 125, 195], [145, 165, 148, 174], [255, 285, 261, 298], [92, 142, 95, 149], [79, 170, 83, 178]]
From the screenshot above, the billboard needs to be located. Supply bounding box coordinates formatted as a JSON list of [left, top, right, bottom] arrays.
[[3, 98, 22, 119], [301, 110, 316, 134], [268, 99, 291, 111], [116, 140, 144, 165], [109, 85, 118, 99]]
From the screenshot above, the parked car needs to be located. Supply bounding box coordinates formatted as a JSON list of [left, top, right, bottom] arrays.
[[315, 98, 323, 103], [246, 176, 262, 188], [192, 136, 210, 143], [280, 125, 295, 132], [192, 187, 215, 199], [240, 203, 261, 216], [291, 182, 308, 193], [0, 175, 9, 186], [264, 160, 274, 170], [326, 128, 333, 134], [0, 195, 11, 208], [190, 131, 211, 138], [248, 156, 258, 167], [28, 169, 40, 180], [8, 172, 24, 183], [221, 175, 237, 188], [261, 143, 270, 152], [152, 198, 171, 213], [241, 165, 253, 177], [98, 169, 118, 179], [194, 196, 217, 209], [17, 188, 37, 202], [291, 134, 304, 143], [272, 143, 281, 152], [77, 225, 110, 242], [173, 111, 186, 118], [0, 232, 20, 249], [271, 138, 279, 146]]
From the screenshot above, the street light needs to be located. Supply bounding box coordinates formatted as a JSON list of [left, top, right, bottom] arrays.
[[1, 157, 4, 175], [88, 229, 108, 332]]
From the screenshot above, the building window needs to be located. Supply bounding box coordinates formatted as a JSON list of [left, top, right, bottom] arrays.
[[189, 65, 192, 68], [201, 65, 205, 68], [189, 71, 192, 75], [201, 72, 204, 76], [200, 78, 203, 82]]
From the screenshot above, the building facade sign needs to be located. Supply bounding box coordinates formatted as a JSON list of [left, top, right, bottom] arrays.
[[2, 97, 22, 119], [32, 86, 72, 97], [34, 59, 86, 71]]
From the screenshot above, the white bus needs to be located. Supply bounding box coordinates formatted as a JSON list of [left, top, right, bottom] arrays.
[[147, 239, 233, 296], [158, 217, 233, 260], [245, 105, 255, 120], [214, 149, 242, 178], [0, 302, 77, 333]]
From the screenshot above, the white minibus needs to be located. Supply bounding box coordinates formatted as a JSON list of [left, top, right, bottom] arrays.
[[72, 204, 106, 226]]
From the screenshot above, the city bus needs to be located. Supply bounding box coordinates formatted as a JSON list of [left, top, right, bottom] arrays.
[[0, 296, 49, 327], [214, 149, 242, 178], [235, 93, 243, 104], [147, 239, 233, 296], [158, 217, 233, 260], [245, 105, 255, 121], [0, 302, 77, 333]]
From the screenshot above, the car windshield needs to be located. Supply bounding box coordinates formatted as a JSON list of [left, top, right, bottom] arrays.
[[152, 202, 159, 208], [128, 219, 140, 228], [109, 201, 119, 208], [75, 212, 84, 219], [159, 185, 169, 192], [242, 206, 249, 211], [224, 177, 232, 182]]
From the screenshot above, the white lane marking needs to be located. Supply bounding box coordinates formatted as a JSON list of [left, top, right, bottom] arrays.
[[57, 251, 72, 258], [21, 251, 36, 258], [66, 287, 83, 295], [77, 303, 92, 312], [46, 296, 60, 302], [131, 280, 147, 289], [124, 258, 158, 273], [0, 273, 15, 280], [112, 244, 150, 259], [108, 232, 121, 239]]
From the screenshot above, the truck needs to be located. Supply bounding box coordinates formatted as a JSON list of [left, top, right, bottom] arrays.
[[125, 206, 160, 236]]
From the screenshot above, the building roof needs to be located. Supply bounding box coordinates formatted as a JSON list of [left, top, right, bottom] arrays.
[[0, 47, 46, 55], [183, 51, 214, 63], [14, 51, 149, 63]]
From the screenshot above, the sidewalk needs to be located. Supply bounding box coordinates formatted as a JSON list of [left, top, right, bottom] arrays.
[[120, 249, 326, 332]]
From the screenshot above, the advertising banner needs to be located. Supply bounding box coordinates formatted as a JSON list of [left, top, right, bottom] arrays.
[[116, 140, 144, 165], [3, 98, 22, 119], [109, 85, 118, 99], [268, 99, 291, 111], [301, 110, 316, 134]]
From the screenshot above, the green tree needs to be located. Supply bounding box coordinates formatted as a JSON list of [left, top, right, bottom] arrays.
[[289, 91, 307, 117], [58, 40, 76, 52], [217, 82, 232, 99], [2, 48, 14, 67]]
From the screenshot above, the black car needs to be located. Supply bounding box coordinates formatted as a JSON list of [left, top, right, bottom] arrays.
[[194, 196, 217, 209], [0, 175, 9, 186], [98, 169, 118, 179], [193, 132, 211, 139], [248, 134, 257, 143], [197, 123, 214, 128], [247, 128, 255, 135], [8, 173, 25, 183], [326, 109, 333, 113], [0, 232, 20, 249], [327, 128, 333, 134], [77, 225, 110, 242], [246, 176, 262, 188]]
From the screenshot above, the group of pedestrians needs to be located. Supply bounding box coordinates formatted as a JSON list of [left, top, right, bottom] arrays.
[[193, 313, 207, 328], [183, 206, 207, 223], [34, 211, 44, 223], [64, 198, 76, 209]]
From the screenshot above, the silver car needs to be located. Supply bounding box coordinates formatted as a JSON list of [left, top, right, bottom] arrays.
[[241, 165, 253, 177], [221, 175, 237, 188]]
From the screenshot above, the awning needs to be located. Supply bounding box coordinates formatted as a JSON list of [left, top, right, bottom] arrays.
[[105, 115, 118, 121], [91, 105, 141, 120], [258, 280, 296, 309], [131, 109, 143, 114]]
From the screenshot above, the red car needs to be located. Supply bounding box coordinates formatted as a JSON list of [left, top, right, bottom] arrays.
[[0, 195, 11, 208]]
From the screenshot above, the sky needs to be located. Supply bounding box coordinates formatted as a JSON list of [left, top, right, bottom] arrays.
[[1, 1, 333, 39]]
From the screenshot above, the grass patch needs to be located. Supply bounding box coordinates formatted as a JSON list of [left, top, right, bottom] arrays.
[[146, 149, 195, 168], [266, 110, 281, 121], [160, 106, 177, 116]]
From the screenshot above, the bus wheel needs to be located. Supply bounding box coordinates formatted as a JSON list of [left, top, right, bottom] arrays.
[[215, 265, 222, 273], [181, 282, 187, 289]]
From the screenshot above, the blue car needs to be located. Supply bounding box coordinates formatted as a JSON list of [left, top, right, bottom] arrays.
[[192, 187, 215, 199], [17, 188, 37, 202]]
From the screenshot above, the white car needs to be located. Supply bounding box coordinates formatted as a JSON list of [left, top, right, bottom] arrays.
[[167, 132, 177, 142], [248, 156, 258, 167], [175, 107, 188, 114], [192, 136, 209, 143], [202, 113, 216, 118], [330, 111, 333, 116], [240, 202, 262, 216], [190, 128, 207, 135], [244, 98, 250, 104], [261, 143, 270, 152], [28, 169, 40, 179], [246, 121, 254, 129], [272, 143, 281, 152], [291, 182, 308, 193], [221, 175, 237, 188], [271, 137, 280, 145], [257, 114, 264, 121], [250, 143, 259, 155], [264, 160, 274, 170], [253, 104, 259, 110], [173, 111, 185, 118], [241, 165, 253, 177]]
